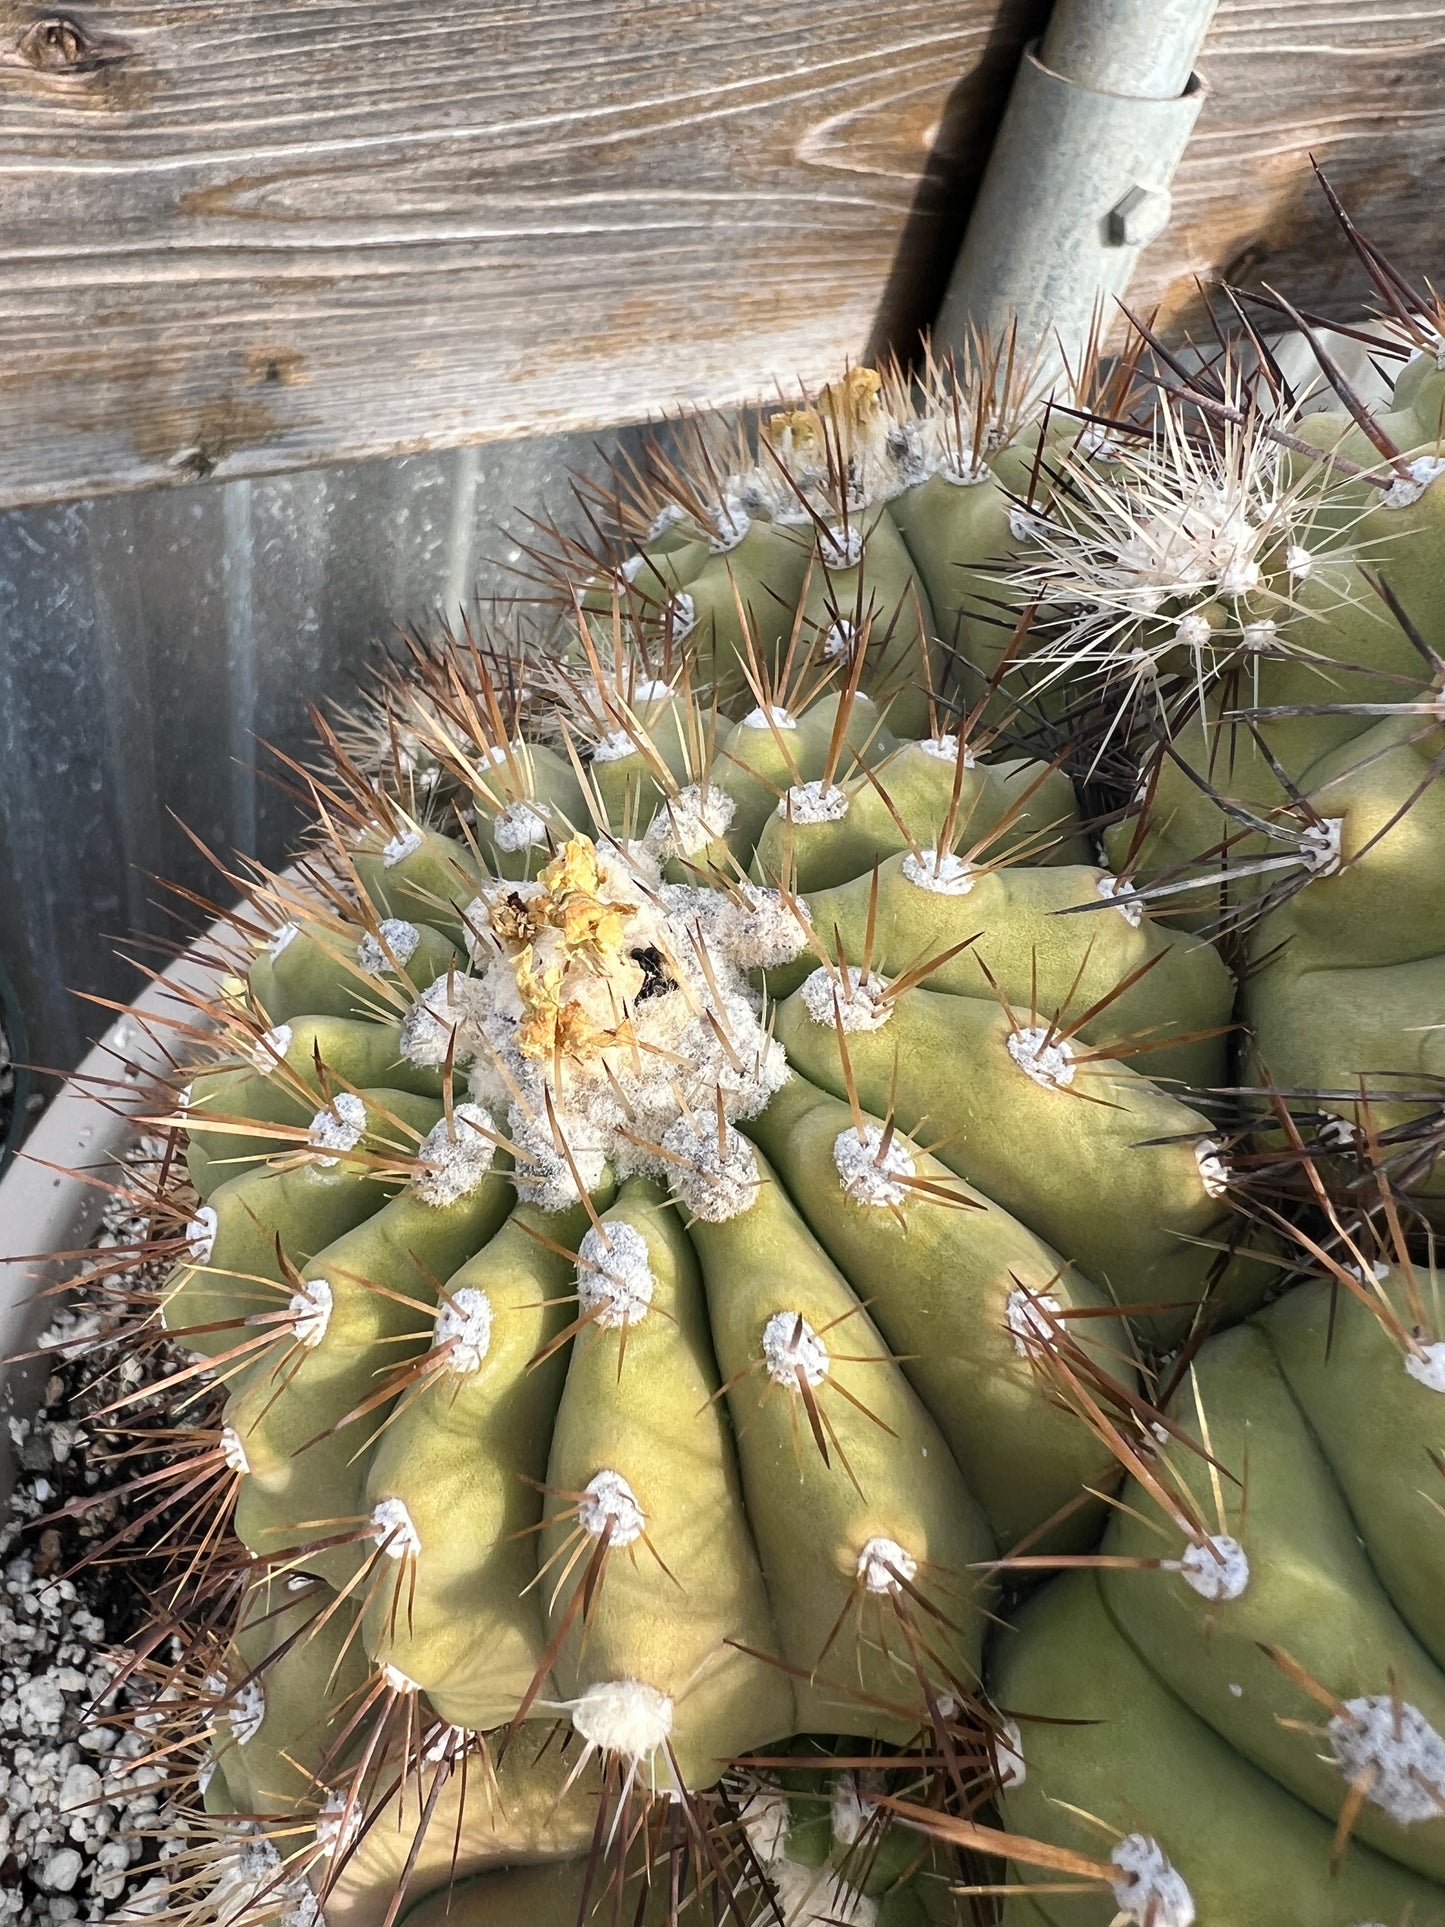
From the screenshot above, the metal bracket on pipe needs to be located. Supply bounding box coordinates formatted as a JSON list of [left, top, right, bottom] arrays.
[[934, 38, 1209, 388]]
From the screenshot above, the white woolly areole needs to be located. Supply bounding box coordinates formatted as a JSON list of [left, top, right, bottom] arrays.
[[645, 783, 737, 860], [207, 1837, 277, 1922], [357, 918, 421, 975], [902, 848, 974, 895], [400, 972, 485, 1067], [382, 828, 424, 867], [1173, 611, 1213, 651], [308, 1091, 368, 1166], [579, 1470, 646, 1547], [993, 1718, 1027, 1788], [1110, 1835, 1195, 1927], [477, 738, 521, 769], [577, 1221, 656, 1328], [251, 1023, 293, 1070], [831, 1771, 881, 1847], [800, 965, 892, 1032], [268, 921, 300, 960], [738, 1786, 791, 1868], [647, 502, 685, 540], [1175, 1534, 1250, 1602], [919, 733, 976, 767], [856, 1536, 917, 1594], [742, 704, 796, 731], [710, 882, 810, 971], [822, 617, 856, 662], [591, 728, 639, 764], [382, 1662, 420, 1694], [493, 801, 552, 852], [1330, 1699, 1445, 1823], [370, 1497, 422, 1560], [229, 1678, 265, 1747], [779, 779, 851, 825], [433, 1286, 493, 1374], [708, 500, 751, 552], [1195, 1138, 1229, 1197], [1006, 1289, 1063, 1357], [510, 1108, 611, 1212], [1383, 454, 1445, 510], [1007, 1025, 1076, 1089], [1096, 872, 1144, 926], [1406, 1340, 1445, 1394], [763, 1311, 829, 1389], [833, 1124, 915, 1208], [572, 1679, 673, 1761], [1078, 422, 1121, 463], [219, 1426, 250, 1476], [663, 1117, 762, 1222], [289, 1276, 333, 1349], [1299, 817, 1344, 876], [630, 676, 674, 705], [422, 1723, 470, 1765], [819, 523, 864, 567], [941, 454, 991, 486], [283, 1885, 324, 1927], [1241, 618, 1278, 652], [667, 592, 697, 639], [772, 1860, 877, 1927], [315, 1790, 363, 1858], [186, 1205, 218, 1264], [1008, 504, 1046, 544], [1286, 543, 1315, 579], [412, 1102, 496, 1205]]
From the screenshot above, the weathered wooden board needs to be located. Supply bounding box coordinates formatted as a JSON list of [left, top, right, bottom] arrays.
[[0, 0, 1047, 509], [0, 1, 1442, 510], [1136, 2, 1445, 335]]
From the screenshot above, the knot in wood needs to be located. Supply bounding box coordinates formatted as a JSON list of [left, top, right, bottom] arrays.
[[15, 14, 124, 76]]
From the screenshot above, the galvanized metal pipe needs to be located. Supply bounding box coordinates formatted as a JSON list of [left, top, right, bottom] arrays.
[[935, 0, 1219, 385], [1041, 0, 1218, 98]]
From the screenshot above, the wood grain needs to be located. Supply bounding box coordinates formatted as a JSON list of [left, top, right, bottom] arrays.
[[0, 0, 1044, 508], [0, 1, 1441, 509], [1136, 2, 1445, 336]]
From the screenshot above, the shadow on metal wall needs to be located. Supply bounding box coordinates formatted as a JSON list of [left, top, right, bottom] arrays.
[[0, 424, 649, 1133]]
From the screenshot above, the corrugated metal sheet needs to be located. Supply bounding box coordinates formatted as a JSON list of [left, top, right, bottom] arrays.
[[0, 428, 645, 1107]]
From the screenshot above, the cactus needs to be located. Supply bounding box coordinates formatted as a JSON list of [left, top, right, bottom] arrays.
[[949, 220, 1445, 1923], [990, 1216, 1445, 1926], [57, 199, 1445, 1927], [985, 256, 1445, 1223], [146, 603, 1271, 1925]]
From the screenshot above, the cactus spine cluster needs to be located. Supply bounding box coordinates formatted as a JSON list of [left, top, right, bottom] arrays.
[[51, 215, 1445, 1927]]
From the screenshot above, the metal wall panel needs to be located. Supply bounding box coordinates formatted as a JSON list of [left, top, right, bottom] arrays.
[[0, 429, 641, 1108]]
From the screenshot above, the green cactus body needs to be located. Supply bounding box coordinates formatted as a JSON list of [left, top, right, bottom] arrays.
[[161, 638, 1249, 1923], [994, 1266, 1445, 1922], [108, 300, 1445, 1927], [994, 1571, 1445, 1926]]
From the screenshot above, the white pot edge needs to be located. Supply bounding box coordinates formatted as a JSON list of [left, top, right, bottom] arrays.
[[0, 921, 229, 1503]]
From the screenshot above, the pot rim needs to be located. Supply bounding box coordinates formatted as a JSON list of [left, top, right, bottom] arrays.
[[0, 916, 229, 1503]]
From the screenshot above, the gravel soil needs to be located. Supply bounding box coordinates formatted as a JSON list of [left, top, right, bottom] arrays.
[[1, 1138, 196, 1923]]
